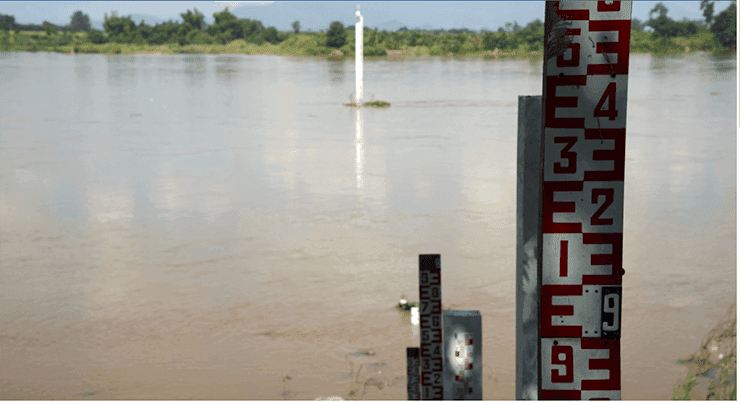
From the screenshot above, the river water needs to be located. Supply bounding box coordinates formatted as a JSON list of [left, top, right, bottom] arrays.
[[0, 51, 736, 400]]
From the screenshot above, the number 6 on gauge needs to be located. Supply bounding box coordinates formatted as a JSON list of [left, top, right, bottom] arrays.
[[600, 286, 622, 339]]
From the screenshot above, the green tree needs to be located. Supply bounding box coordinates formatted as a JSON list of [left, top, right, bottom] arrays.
[[326, 21, 345, 48], [147, 21, 180, 45], [70, 10, 91, 32], [0, 14, 15, 31], [649, 16, 682, 38], [683, 21, 698, 36], [208, 8, 264, 43], [135, 20, 151, 41], [631, 18, 645, 32], [180, 8, 205, 31], [104, 14, 136, 42], [261, 26, 280, 44], [242, 19, 265, 41], [209, 7, 239, 42], [701, 0, 716, 27], [483, 31, 512, 50], [291, 20, 300, 34], [176, 10, 203, 42], [517, 18, 544, 50], [57, 31, 73, 45], [42, 21, 58, 36], [407, 30, 421, 46], [186, 30, 213, 45], [649, 2, 669, 20], [711, 1, 736, 48], [213, 8, 237, 25]]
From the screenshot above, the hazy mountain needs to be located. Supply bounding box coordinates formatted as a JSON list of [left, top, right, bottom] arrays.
[[125, 13, 168, 26], [225, 1, 711, 33], [227, 2, 506, 32], [376, 20, 407, 32]]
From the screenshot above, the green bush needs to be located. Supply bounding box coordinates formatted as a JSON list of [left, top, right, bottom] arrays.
[[87, 30, 106, 44], [483, 31, 513, 51], [429, 44, 445, 56], [261, 26, 280, 44], [363, 45, 385, 57], [42, 21, 57, 37], [186, 29, 213, 45], [340, 42, 353, 56], [57, 32, 73, 46]]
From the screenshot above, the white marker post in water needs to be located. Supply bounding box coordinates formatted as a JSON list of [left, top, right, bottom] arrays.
[[538, 1, 631, 399], [355, 8, 363, 106]]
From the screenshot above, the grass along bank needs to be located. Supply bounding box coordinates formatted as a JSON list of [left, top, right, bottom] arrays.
[[0, 29, 735, 60], [673, 303, 736, 400]]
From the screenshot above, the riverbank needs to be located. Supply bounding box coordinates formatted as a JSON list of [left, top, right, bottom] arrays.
[[0, 31, 735, 60], [4, 43, 734, 61], [672, 303, 736, 400]]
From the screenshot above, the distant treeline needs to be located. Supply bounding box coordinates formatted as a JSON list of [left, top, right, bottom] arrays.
[[0, 1, 735, 57]]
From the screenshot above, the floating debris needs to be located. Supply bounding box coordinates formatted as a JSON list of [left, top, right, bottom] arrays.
[[397, 298, 419, 312], [368, 362, 388, 373], [342, 101, 391, 108], [351, 349, 376, 357]]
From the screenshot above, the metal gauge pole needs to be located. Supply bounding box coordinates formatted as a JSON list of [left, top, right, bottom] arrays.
[[538, 1, 631, 399]]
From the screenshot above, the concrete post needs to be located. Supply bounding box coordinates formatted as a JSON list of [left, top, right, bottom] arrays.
[[516, 95, 543, 400]]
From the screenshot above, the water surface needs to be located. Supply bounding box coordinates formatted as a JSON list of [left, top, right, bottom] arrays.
[[0, 51, 736, 399]]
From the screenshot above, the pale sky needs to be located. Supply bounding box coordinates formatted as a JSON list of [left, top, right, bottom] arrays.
[[0, 1, 726, 31]]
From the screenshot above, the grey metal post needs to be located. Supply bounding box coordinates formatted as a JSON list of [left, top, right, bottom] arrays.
[[408, 347, 421, 400], [419, 254, 443, 400], [516, 95, 542, 400]]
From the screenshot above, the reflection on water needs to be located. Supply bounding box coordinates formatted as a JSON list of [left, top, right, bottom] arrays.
[[0, 52, 735, 400], [356, 107, 364, 189], [649, 51, 737, 74], [330, 60, 345, 82], [184, 54, 207, 77]]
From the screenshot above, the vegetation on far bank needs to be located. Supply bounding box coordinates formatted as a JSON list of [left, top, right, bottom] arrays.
[[0, 1, 735, 60]]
